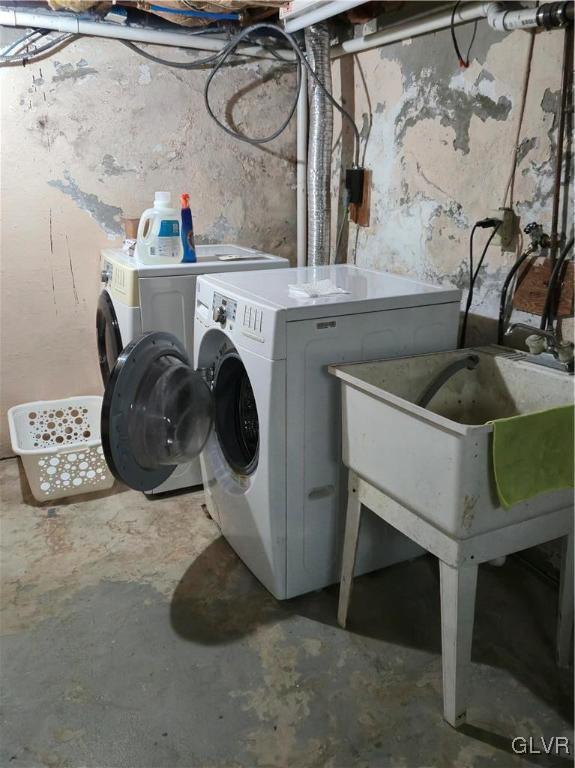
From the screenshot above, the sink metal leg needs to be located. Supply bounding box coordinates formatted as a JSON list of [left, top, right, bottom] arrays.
[[337, 472, 362, 629], [439, 560, 478, 728], [557, 530, 574, 668]]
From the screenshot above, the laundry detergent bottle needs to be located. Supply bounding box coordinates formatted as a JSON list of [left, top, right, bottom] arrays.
[[136, 191, 183, 265]]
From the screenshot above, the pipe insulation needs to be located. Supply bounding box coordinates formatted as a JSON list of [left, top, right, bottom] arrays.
[[305, 22, 333, 267]]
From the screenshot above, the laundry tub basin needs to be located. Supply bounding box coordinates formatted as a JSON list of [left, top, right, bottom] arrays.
[[329, 347, 573, 538]]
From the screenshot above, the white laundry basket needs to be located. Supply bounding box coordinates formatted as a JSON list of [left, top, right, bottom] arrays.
[[8, 396, 114, 502]]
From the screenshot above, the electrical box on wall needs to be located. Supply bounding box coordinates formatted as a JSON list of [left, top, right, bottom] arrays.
[[491, 208, 519, 252], [485, 207, 518, 251], [349, 169, 371, 226]]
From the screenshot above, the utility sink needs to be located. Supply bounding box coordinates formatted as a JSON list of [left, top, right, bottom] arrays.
[[329, 346, 573, 538]]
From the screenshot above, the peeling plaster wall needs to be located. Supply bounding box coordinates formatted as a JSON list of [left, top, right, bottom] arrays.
[[0, 33, 296, 457], [331, 24, 572, 341]]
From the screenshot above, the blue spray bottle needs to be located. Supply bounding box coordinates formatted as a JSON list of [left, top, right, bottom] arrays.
[[180, 193, 197, 263]]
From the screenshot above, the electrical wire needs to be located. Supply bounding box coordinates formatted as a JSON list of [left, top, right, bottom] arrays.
[[204, 23, 361, 161], [450, 1, 478, 68], [1, 20, 361, 159], [121, 26, 295, 68], [204, 30, 301, 146], [121, 39, 225, 69], [0, 30, 47, 57], [0, 34, 78, 67], [0, 34, 74, 62], [497, 245, 535, 344], [459, 222, 501, 348]]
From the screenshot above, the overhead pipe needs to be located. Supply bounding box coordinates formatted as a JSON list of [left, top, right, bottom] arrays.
[[283, 0, 365, 34], [486, 1, 573, 30], [331, 2, 491, 58], [331, 1, 573, 58], [0, 7, 292, 59]]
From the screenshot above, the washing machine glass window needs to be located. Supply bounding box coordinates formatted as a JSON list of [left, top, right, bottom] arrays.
[[214, 353, 259, 476], [102, 331, 213, 492], [128, 352, 213, 468], [96, 291, 123, 386]]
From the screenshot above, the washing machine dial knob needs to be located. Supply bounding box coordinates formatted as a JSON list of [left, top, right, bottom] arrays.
[[101, 268, 111, 284], [213, 304, 227, 325]]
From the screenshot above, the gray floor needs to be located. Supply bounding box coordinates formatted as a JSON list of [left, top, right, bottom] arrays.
[[1, 457, 572, 768]]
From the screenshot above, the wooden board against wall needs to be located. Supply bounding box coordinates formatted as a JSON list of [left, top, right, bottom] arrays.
[[349, 170, 372, 227], [513, 258, 574, 317]]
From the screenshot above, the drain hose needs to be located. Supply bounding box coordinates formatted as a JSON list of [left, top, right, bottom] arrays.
[[416, 354, 480, 409]]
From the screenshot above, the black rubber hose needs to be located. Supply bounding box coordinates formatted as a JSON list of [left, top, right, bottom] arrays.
[[497, 247, 534, 344], [416, 354, 480, 409], [541, 236, 574, 330], [459, 223, 500, 349], [549, 24, 572, 261]]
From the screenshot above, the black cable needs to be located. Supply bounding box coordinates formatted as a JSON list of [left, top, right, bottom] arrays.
[[541, 236, 574, 330], [204, 23, 361, 161], [1, 30, 47, 57], [458, 223, 479, 348], [450, 1, 478, 69], [3, 21, 361, 158], [459, 222, 501, 348], [121, 39, 226, 69], [0, 34, 78, 67], [123, 24, 360, 158], [204, 26, 301, 146], [497, 246, 535, 344], [123, 33, 291, 69]]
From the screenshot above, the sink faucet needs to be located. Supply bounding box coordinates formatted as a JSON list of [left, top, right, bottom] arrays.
[[505, 323, 574, 371]]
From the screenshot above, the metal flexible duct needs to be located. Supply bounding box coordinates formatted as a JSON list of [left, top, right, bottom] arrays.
[[305, 23, 333, 266]]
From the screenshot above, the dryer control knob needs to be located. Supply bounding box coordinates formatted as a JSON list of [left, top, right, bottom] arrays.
[[101, 269, 111, 284], [213, 305, 227, 325]]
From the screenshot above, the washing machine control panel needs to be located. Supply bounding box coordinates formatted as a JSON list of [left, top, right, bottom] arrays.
[[212, 293, 237, 326]]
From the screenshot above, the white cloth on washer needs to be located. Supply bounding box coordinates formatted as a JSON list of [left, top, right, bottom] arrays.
[[288, 279, 350, 298]]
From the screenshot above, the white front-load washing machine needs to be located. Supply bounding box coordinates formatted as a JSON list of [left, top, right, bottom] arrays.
[[101, 265, 461, 598], [96, 244, 288, 493]]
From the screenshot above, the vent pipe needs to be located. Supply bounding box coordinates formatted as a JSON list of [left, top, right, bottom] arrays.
[[305, 23, 333, 267]]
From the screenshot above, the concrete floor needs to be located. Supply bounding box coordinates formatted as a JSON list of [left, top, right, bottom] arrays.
[[1, 457, 572, 768]]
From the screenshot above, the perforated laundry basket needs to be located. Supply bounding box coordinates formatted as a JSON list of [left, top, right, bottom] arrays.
[[8, 396, 114, 502]]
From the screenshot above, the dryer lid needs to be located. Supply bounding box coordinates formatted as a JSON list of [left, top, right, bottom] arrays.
[[101, 331, 213, 492]]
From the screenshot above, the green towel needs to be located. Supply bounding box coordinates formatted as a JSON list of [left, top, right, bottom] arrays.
[[491, 404, 574, 509]]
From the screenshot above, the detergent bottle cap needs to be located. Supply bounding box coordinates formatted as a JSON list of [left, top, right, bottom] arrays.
[[181, 193, 190, 208], [154, 191, 171, 207]]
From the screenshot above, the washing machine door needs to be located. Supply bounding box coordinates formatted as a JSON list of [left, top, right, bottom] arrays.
[[101, 331, 213, 491], [212, 351, 259, 476], [96, 291, 123, 387]]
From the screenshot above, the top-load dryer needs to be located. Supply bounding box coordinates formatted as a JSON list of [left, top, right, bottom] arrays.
[[96, 244, 288, 493], [101, 265, 461, 597]]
